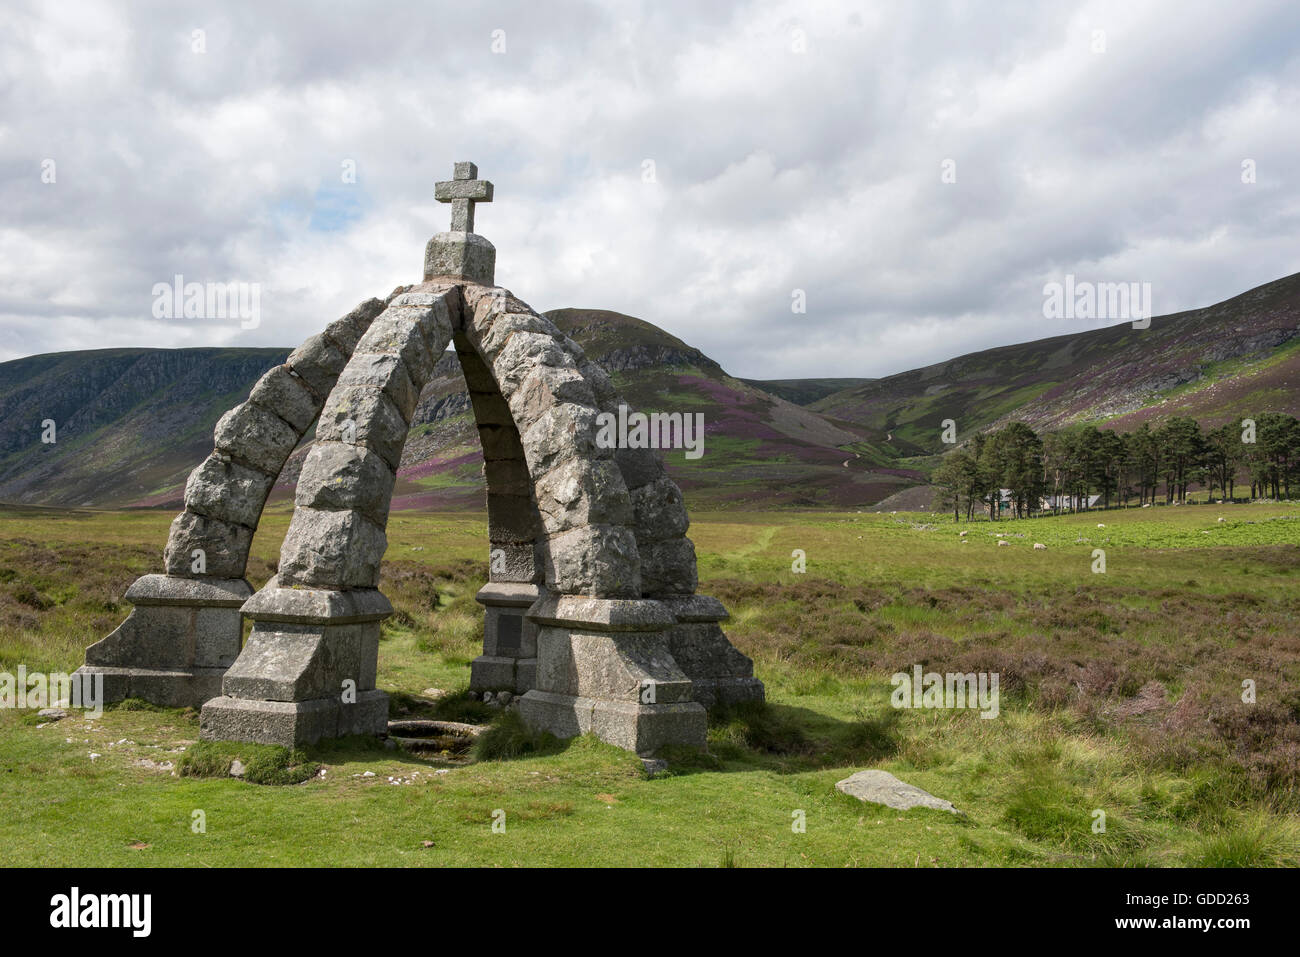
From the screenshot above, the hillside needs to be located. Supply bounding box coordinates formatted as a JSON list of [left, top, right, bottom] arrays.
[[387, 309, 901, 510], [0, 348, 292, 508], [739, 377, 874, 406], [0, 311, 910, 511], [3, 271, 1297, 513], [813, 272, 1300, 452]]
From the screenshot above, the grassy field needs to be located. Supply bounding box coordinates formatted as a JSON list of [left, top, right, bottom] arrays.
[[1, 502, 1298, 867]]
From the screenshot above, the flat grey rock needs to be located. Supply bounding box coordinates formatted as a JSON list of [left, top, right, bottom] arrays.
[[835, 770, 961, 814]]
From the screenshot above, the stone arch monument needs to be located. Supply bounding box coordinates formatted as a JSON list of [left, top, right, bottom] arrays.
[[76, 163, 763, 755]]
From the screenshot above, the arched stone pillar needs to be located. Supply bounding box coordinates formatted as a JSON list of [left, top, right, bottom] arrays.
[[461, 288, 761, 710], [84, 161, 762, 754], [452, 282, 707, 752], [76, 298, 389, 707], [460, 328, 547, 695], [200, 287, 460, 743]]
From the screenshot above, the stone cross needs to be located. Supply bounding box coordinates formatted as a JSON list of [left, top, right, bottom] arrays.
[[435, 161, 494, 233]]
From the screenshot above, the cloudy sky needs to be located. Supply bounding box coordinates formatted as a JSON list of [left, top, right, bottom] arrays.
[[3, 0, 1299, 379]]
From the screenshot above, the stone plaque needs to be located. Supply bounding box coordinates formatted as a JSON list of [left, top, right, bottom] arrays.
[[496, 612, 523, 653]]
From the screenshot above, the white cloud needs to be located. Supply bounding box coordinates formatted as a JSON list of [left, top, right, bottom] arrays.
[[1, 0, 1298, 378]]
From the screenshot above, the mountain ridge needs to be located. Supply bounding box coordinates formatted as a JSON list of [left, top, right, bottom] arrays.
[[1, 271, 1297, 511]]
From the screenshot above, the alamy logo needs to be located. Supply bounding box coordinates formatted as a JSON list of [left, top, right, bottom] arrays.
[[0, 668, 103, 718], [594, 403, 705, 459], [890, 665, 999, 719], [49, 887, 151, 937], [152, 274, 261, 329], [1042, 274, 1152, 329]]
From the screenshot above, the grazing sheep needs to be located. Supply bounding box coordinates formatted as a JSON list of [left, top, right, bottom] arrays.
[[997, 539, 1010, 547], [1034, 543, 1047, 550]]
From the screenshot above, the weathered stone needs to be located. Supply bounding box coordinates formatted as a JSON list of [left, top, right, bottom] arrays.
[[124, 573, 252, 608], [834, 770, 962, 814], [470, 310, 560, 366], [337, 352, 420, 423], [467, 286, 533, 327], [424, 231, 495, 285], [278, 509, 388, 589], [200, 689, 388, 747], [492, 331, 577, 398], [519, 588, 703, 753], [213, 401, 298, 477], [86, 180, 765, 756], [478, 422, 526, 461], [435, 163, 493, 232], [534, 457, 632, 533], [467, 386, 515, 427], [518, 690, 705, 756], [520, 403, 604, 476], [629, 475, 689, 543], [295, 442, 396, 527], [579, 359, 618, 409], [614, 445, 666, 491], [86, 603, 196, 670], [555, 334, 588, 364], [357, 299, 455, 389], [539, 524, 641, 598], [470, 584, 541, 694], [222, 621, 379, 702], [487, 493, 542, 544], [663, 594, 728, 623], [164, 511, 253, 579], [78, 574, 252, 709], [637, 537, 698, 596], [74, 664, 227, 710], [661, 615, 763, 709], [507, 364, 597, 425], [286, 332, 348, 398], [527, 594, 676, 631], [239, 580, 392, 624], [534, 628, 693, 703], [386, 290, 457, 357], [483, 457, 533, 497], [470, 658, 517, 691], [317, 386, 409, 470], [184, 454, 275, 530], [248, 364, 320, 432], [323, 297, 386, 354], [454, 335, 500, 392], [486, 541, 538, 583], [356, 316, 437, 388]]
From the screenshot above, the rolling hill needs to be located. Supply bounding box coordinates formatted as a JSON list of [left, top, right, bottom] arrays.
[[0, 310, 914, 512], [1, 271, 1297, 512], [812, 271, 1300, 452]]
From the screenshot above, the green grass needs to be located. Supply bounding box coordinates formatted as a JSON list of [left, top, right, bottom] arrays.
[[0, 502, 1298, 866], [178, 740, 321, 786]]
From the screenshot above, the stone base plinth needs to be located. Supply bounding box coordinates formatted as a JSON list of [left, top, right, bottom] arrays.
[[424, 231, 495, 285], [684, 675, 766, 709], [198, 579, 392, 748], [72, 664, 228, 710], [200, 689, 389, 747], [660, 595, 765, 709], [518, 593, 706, 754], [470, 582, 539, 694], [518, 690, 706, 756], [469, 655, 540, 694], [79, 573, 251, 709]]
